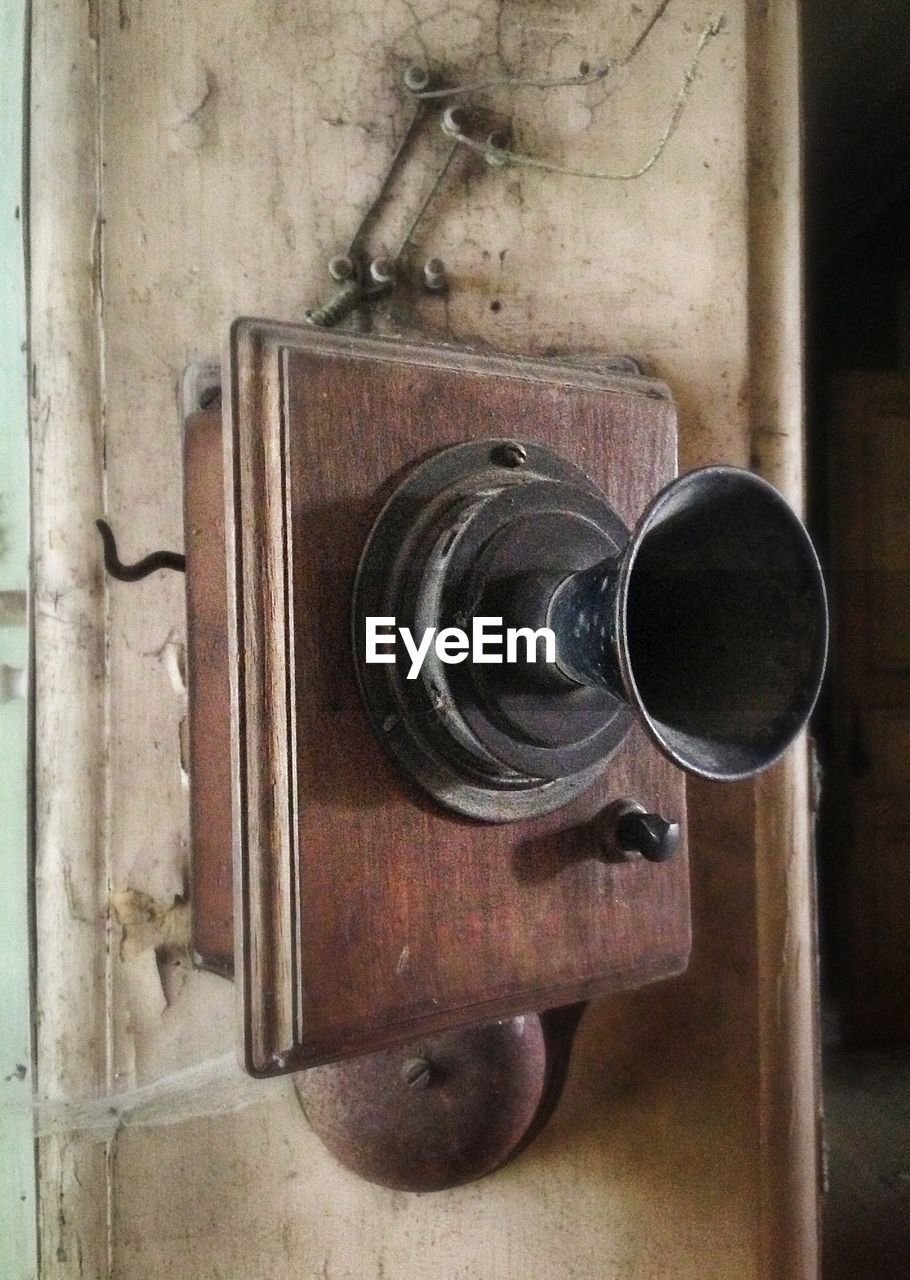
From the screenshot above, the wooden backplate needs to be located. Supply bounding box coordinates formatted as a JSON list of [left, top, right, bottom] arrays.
[[184, 400, 234, 976], [187, 323, 690, 1075]]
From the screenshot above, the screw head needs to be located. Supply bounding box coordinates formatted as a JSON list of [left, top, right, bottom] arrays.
[[401, 1057, 432, 1090], [491, 442, 527, 469]]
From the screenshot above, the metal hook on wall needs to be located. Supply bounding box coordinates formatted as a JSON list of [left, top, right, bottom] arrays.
[[95, 519, 186, 582]]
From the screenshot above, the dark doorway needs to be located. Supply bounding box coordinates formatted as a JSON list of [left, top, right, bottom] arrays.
[[804, 4, 910, 1275]]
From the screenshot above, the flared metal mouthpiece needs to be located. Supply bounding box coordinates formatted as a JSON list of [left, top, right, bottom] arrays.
[[353, 442, 829, 820], [547, 467, 828, 781]]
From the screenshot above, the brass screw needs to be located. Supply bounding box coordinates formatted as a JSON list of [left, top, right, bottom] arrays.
[[305, 279, 362, 327]]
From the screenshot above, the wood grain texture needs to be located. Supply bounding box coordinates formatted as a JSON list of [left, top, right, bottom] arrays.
[[30, 2, 111, 1275], [185, 405, 234, 974], [224, 325, 689, 1072], [747, 3, 821, 1271]]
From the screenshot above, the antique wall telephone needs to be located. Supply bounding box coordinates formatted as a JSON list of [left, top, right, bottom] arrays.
[[100, 324, 826, 1190]]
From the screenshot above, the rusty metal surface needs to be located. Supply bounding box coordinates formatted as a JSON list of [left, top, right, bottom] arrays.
[[184, 402, 234, 975], [294, 1007, 583, 1192]]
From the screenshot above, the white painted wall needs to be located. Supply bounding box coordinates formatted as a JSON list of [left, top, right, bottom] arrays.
[[30, 2, 816, 1276], [0, 0, 35, 1274]]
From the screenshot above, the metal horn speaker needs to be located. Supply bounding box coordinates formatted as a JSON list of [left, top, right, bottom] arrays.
[[352, 440, 828, 821]]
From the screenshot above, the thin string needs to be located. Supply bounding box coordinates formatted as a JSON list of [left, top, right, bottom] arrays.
[[407, 0, 677, 99], [9, 1054, 293, 1142], [445, 18, 723, 183]]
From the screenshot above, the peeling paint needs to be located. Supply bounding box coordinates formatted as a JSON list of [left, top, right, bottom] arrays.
[[110, 887, 190, 962], [170, 65, 217, 152], [32, 0, 809, 1275]]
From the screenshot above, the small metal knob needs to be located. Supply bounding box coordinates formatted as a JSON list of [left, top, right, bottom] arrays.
[[599, 800, 681, 864], [615, 811, 680, 863]]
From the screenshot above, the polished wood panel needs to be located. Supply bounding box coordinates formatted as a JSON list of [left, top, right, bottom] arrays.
[[218, 324, 690, 1073]]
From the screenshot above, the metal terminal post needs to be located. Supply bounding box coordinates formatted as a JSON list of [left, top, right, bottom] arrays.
[[422, 257, 447, 293], [484, 130, 511, 168], [441, 105, 468, 139], [368, 256, 395, 287], [306, 258, 397, 329], [403, 64, 430, 94], [327, 253, 355, 282]]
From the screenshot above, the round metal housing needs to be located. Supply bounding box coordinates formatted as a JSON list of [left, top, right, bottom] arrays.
[[352, 442, 828, 819]]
